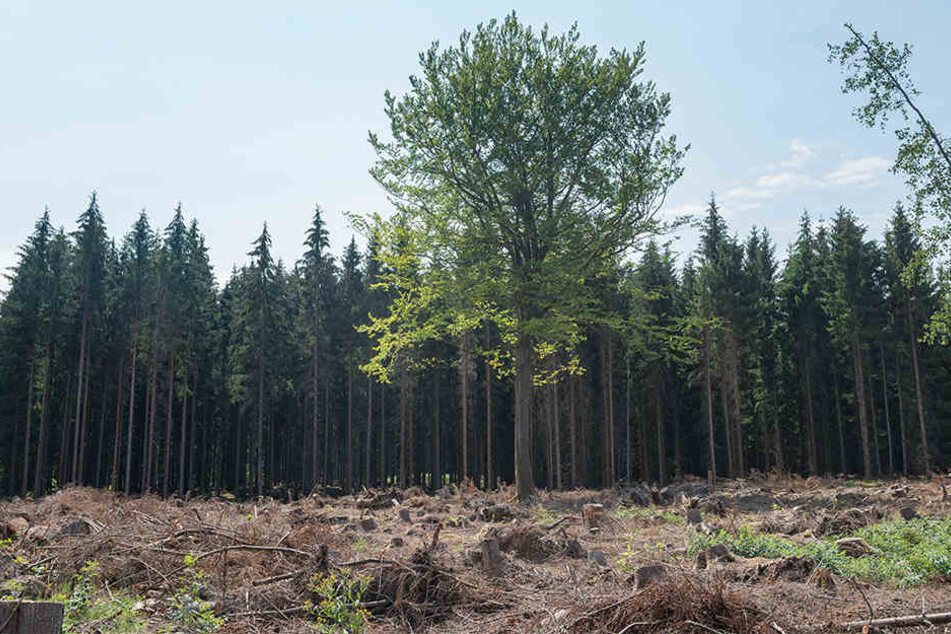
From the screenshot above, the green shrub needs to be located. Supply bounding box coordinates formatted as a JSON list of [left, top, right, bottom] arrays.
[[305, 569, 371, 634], [688, 516, 951, 587]]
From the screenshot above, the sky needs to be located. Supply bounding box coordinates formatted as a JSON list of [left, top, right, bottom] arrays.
[[1, 1, 948, 290]]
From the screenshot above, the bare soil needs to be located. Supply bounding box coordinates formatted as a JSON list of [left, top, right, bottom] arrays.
[[1, 474, 949, 633]]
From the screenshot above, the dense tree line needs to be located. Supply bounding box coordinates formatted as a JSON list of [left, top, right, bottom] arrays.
[[1, 17, 948, 499], [0, 193, 946, 498]]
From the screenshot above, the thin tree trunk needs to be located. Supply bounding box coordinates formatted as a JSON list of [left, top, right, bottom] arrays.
[[58, 372, 72, 487], [145, 356, 158, 491], [907, 306, 929, 474], [111, 359, 124, 490], [720, 374, 733, 478], [879, 345, 894, 475], [256, 357, 264, 497], [867, 357, 882, 475], [78, 369, 90, 483], [21, 360, 35, 497], [95, 382, 107, 488], [34, 352, 52, 496], [514, 330, 535, 501], [71, 310, 89, 483], [625, 359, 632, 482], [804, 361, 817, 474], [653, 368, 666, 486], [346, 365, 353, 492], [546, 383, 554, 490], [569, 374, 577, 488], [433, 369, 440, 489], [163, 352, 175, 498], [379, 383, 385, 486], [553, 379, 561, 490], [852, 335, 872, 479], [323, 379, 330, 483], [485, 327, 493, 490], [895, 349, 909, 475], [365, 375, 372, 486], [703, 327, 717, 483], [459, 336, 470, 484], [834, 374, 846, 473], [179, 372, 187, 496], [399, 364, 408, 486]]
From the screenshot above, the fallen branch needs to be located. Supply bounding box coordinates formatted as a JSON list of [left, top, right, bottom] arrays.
[[841, 612, 951, 630]]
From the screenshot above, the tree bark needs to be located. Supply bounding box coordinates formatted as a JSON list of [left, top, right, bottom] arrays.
[[110, 359, 124, 490], [365, 374, 372, 486], [20, 360, 35, 497], [514, 330, 535, 501], [485, 327, 493, 490], [71, 308, 88, 483], [804, 360, 817, 474], [178, 372, 188, 496], [907, 306, 929, 474], [834, 374, 846, 473], [880, 345, 894, 475], [569, 374, 578, 488], [851, 335, 872, 479], [895, 347, 909, 475], [163, 351, 175, 498], [33, 352, 51, 496], [703, 327, 717, 483]]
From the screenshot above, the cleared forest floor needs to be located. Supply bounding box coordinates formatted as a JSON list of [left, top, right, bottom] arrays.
[[1, 475, 950, 633]]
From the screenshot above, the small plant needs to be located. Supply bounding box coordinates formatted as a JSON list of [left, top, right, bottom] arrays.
[[614, 505, 684, 524], [352, 537, 370, 552], [535, 505, 559, 526], [165, 555, 225, 633], [305, 569, 371, 634]]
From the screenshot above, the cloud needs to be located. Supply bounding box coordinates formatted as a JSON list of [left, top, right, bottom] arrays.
[[768, 139, 815, 170], [821, 156, 891, 187]]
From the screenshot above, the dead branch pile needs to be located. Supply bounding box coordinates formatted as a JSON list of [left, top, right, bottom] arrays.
[[569, 576, 770, 634]]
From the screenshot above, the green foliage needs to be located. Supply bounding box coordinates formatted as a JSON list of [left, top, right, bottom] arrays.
[[305, 570, 371, 634], [614, 505, 684, 524], [689, 516, 951, 587], [165, 557, 224, 633]]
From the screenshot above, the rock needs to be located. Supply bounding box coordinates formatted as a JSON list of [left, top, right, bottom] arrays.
[[359, 518, 377, 532], [899, 505, 918, 521], [60, 519, 91, 536], [836, 537, 876, 558], [685, 509, 703, 525], [587, 550, 608, 567], [582, 504, 604, 529], [481, 537, 503, 577], [399, 508, 412, 523], [633, 564, 666, 590], [482, 504, 516, 523], [390, 537, 404, 548]]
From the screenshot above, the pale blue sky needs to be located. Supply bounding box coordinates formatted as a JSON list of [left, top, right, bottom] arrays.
[[1, 1, 947, 289]]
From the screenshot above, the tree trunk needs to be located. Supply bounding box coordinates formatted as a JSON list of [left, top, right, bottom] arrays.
[[569, 374, 577, 488], [653, 368, 665, 486], [804, 361, 817, 474], [34, 352, 52, 496], [834, 373, 846, 473], [95, 383, 107, 488], [625, 359, 632, 482], [71, 309, 89, 483], [323, 379, 330, 483], [867, 357, 881, 475], [256, 357, 264, 497], [346, 365, 353, 492], [365, 374, 372, 486], [895, 347, 909, 475], [459, 335, 471, 483], [145, 356, 158, 491], [399, 364, 409, 487], [78, 370, 90, 483], [379, 383, 386, 486], [907, 306, 929, 474], [485, 327, 493, 490], [720, 374, 733, 478], [553, 379, 561, 490], [20, 360, 35, 497], [879, 345, 894, 475], [163, 352, 175, 498], [514, 330, 535, 501], [178, 372, 188, 496], [110, 359, 124, 490], [703, 327, 717, 483], [433, 369, 440, 489], [851, 335, 872, 479]]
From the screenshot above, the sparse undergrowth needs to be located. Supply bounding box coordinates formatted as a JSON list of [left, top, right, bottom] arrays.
[[51, 561, 143, 633], [689, 516, 951, 586], [615, 504, 685, 524]]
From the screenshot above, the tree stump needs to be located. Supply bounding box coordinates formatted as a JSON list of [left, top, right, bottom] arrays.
[[581, 503, 604, 529], [480, 537, 503, 577], [0, 601, 64, 634]]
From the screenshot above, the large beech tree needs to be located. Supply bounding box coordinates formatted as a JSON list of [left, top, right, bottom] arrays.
[[369, 13, 684, 500]]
